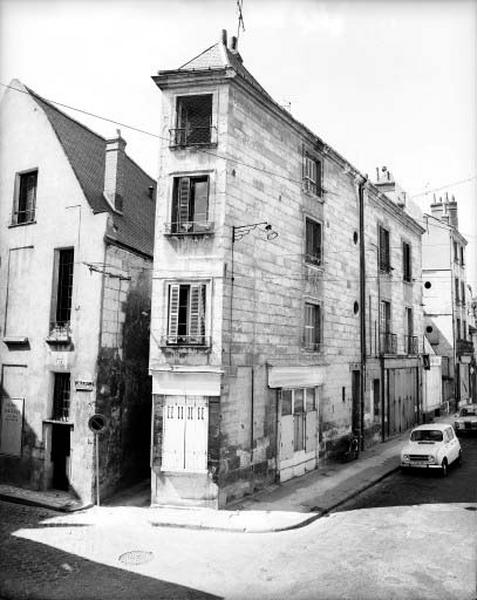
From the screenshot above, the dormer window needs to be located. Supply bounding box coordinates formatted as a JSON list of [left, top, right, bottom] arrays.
[[171, 94, 215, 147], [302, 153, 322, 197], [12, 169, 37, 225]]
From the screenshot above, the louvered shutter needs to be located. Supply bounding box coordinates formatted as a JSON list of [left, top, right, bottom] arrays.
[[188, 284, 206, 343], [168, 284, 180, 343], [178, 177, 191, 229], [316, 159, 322, 196]]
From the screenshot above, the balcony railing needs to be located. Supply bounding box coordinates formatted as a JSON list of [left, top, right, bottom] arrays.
[[161, 334, 210, 348], [380, 332, 397, 354], [302, 178, 321, 197], [404, 335, 419, 355], [304, 253, 322, 267], [457, 338, 474, 357], [11, 208, 36, 225], [169, 126, 217, 148], [46, 322, 72, 344], [164, 221, 215, 236]]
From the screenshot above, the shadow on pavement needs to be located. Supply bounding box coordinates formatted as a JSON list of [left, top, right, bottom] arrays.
[[0, 501, 221, 600]]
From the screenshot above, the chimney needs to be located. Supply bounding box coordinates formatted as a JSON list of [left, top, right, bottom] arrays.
[[221, 29, 228, 46], [104, 129, 126, 212], [445, 193, 458, 229], [231, 36, 238, 51], [430, 195, 444, 221]]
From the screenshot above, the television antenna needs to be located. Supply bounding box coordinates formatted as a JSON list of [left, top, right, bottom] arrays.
[[236, 0, 245, 39]]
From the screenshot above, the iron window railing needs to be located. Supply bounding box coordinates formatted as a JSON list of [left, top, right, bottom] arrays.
[[404, 335, 418, 355], [380, 332, 397, 354], [161, 334, 210, 347], [47, 321, 72, 343], [169, 126, 217, 147], [11, 208, 36, 225], [164, 221, 215, 235]]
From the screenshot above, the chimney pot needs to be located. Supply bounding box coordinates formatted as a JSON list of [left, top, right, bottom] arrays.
[[222, 29, 227, 46], [231, 36, 238, 51]]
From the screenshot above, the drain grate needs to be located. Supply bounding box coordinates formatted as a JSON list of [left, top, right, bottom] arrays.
[[118, 550, 154, 566], [464, 506, 477, 512]]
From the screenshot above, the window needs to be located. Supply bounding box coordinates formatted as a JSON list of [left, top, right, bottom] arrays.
[[404, 307, 416, 354], [454, 241, 459, 263], [12, 170, 37, 225], [380, 300, 396, 353], [378, 225, 391, 272], [462, 321, 467, 340], [303, 153, 322, 196], [460, 246, 465, 266], [52, 373, 71, 421], [305, 218, 322, 266], [172, 94, 213, 146], [456, 318, 461, 340], [170, 176, 211, 234], [381, 300, 391, 333], [166, 283, 207, 346], [461, 281, 466, 305], [304, 302, 321, 351], [402, 241, 412, 282], [50, 249, 74, 337], [455, 278, 460, 304]]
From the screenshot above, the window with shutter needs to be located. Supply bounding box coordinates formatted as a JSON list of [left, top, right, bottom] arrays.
[[171, 176, 210, 234], [304, 302, 321, 351], [13, 170, 38, 225], [402, 241, 412, 282], [379, 226, 390, 272], [305, 218, 322, 266], [302, 151, 322, 197], [166, 283, 208, 346]]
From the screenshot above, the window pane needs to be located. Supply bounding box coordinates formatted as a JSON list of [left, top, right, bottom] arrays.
[[294, 389, 304, 414], [192, 179, 208, 223], [305, 388, 316, 412], [282, 390, 292, 415]]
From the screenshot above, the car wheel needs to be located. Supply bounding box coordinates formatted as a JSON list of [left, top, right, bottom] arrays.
[[441, 458, 448, 477]]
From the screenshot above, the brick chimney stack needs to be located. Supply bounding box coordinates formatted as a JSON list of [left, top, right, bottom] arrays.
[[430, 194, 444, 221], [104, 129, 126, 212], [445, 193, 458, 229]]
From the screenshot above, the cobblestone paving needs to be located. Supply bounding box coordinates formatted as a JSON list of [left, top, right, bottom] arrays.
[[0, 501, 220, 600]]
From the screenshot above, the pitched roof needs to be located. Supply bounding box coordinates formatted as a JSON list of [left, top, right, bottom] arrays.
[[27, 87, 156, 257], [177, 42, 275, 105]]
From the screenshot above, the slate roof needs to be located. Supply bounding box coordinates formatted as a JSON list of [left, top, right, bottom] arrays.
[[177, 42, 276, 105], [27, 87, 156, 257]]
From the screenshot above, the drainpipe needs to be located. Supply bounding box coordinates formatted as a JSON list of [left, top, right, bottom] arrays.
[[358, 176, 368, 450]]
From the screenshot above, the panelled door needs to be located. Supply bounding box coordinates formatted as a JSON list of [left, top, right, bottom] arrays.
[[162, 396, 208, 472]]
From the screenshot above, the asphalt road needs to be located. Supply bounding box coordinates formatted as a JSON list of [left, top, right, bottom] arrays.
[[335, 435, 477, 512]]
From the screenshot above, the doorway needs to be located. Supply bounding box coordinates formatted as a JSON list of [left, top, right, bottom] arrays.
[[51, 424, 70, 490]]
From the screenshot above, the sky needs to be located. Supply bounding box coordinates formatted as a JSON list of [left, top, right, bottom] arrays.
[[1, 0, 476, 289]]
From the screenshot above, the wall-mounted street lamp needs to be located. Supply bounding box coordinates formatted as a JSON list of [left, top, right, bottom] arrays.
[[229, 222, 279, 365]]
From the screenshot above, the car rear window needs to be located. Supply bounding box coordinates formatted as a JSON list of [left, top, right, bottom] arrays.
[[410, 429, 443, 442]]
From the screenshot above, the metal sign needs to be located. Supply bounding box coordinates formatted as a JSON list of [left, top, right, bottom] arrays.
[[88, 414, 107, 433]]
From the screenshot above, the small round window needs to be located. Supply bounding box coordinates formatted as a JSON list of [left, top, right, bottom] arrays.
[[353, 301, 359, 315], [426, 326, 433, 334], [424, 281, 432, 289]]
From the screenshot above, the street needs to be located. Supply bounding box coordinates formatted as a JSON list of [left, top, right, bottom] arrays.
[[0, 439, 476, 600]]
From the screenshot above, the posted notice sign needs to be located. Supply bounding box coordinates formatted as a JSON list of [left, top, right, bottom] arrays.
[[0, 397, 24, 456]]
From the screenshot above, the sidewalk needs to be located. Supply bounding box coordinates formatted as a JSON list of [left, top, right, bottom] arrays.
[[0, 415, 454, 533]]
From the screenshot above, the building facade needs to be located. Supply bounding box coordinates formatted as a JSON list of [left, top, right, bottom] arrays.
[[149, 32, 424, 508], [0, 81, 155, 503], [422, 195, 474, 413]]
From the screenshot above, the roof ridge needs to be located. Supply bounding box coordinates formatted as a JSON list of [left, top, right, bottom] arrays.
[[25, 85, 106, 143]]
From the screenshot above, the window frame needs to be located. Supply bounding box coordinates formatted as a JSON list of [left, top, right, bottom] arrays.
[[49, 248, 74, 337], [302, 152, 322, 197], [169, 174, 212, 234], [304, 217, 323, 267], [402, 240, 412, 282], [171, 93, 216, 147], [51, 372, 71, 422], [12, 169, 38, 226], [378, 225, 391, 273], [304, 301, 322, 351], [165, 281, 210, 347]]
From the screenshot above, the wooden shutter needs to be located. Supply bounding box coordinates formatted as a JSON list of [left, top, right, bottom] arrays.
[[316, 159, 322, 195], [168, 284, 180, 342], [188, 284, 206, 342], [177, 177, 191, 226]]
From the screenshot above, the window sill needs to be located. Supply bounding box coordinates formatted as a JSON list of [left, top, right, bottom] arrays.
[[8, 220, 37, 229], [43, 419, 74, 427], [169, 142, 218, 150], [3, 335, 29, 346]]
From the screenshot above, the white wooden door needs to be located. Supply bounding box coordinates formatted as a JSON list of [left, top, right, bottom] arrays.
[[280, 414, 294, 460], [162, 397, 186, 471], [0, 365, 26, 456], [185, 396, 208, 472], [305, 410, 317, 453]]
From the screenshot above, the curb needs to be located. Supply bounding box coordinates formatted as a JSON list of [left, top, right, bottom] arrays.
[[0, 493, 93, 513]]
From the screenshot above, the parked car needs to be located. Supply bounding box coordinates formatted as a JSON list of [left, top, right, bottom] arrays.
[[454, 404, 477, 436], [400, 423, 462, 476]]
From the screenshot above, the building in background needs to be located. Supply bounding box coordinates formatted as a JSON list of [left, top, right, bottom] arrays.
[[422, 194, 474, 413], [148, 32, 425, 508], [0, 81, 155, 504]]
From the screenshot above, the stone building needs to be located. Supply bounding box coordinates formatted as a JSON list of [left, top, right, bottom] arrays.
[[0, 81, 155, 504], [422, 195, 474, 412], [149, 32, 424, 508]]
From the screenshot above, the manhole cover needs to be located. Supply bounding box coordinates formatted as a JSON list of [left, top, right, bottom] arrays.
[[118, 550, 154, 565], [464, 506, 477, 512]]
